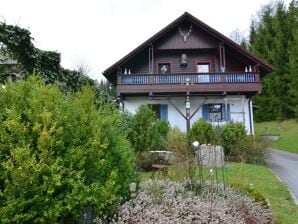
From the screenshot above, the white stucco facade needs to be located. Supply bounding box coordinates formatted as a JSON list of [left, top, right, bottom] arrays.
[[123, 96, 254, 134]]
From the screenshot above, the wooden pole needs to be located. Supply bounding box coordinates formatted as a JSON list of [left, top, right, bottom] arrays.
[[186, 93, 190, 132]]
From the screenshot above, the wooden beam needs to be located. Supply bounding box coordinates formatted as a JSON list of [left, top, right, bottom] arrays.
[[222, 43, 226, 69], [168, 98, 186, 120], [190, 98, 207, 119]]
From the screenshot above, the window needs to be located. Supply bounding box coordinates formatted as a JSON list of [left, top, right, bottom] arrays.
[[209, 104, 222, 122], [151, 105, 161, 119], [202, 103, 230, 122], [197, 63, 210, 82], [158, 63, 171, 74], [197, 64, 210, 73], [150, 104, 168, 121]]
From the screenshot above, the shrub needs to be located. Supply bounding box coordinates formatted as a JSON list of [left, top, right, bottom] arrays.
[[188, 119, 213, 145], [221, 122, 247, 155], [119, 111, 133, 136], [212, 125, 223, 145], [128, 105, 157, 153], [235, 136, 266, 164], [135, 151, 154, 171], [128, 105, 169, 153], [167, 127, 189, 160], [151, 120, 170, 151], [0, 77, 136, 223]]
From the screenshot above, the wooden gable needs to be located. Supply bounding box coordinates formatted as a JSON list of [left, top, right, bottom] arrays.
[[155, 22, 218, 50], [103, 12, 273, 83]]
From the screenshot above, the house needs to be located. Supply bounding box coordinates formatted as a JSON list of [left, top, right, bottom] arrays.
[[103, 12, 273, 134], [0, 58, 19, 81]]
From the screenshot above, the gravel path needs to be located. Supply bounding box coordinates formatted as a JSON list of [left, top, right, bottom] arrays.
[[265, 148, 298, 205]]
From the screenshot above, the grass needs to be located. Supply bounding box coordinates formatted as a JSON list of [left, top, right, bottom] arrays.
[[141, 162, 298, 224], [226, 163, 298, 224], [254, 119, 298, 153]]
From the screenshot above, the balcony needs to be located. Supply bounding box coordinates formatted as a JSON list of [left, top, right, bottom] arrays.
[[117, 72, 261, 95]]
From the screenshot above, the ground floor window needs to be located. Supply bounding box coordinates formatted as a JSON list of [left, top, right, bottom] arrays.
[[150, 104, 168, 121], [209, 104, 223, 122], [203, 103, 230, 122]]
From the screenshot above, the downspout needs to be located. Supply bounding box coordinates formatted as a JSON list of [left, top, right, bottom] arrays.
[[120, 99, 125, 112], [116, 96, 125, 112], [248, 98, 253, 135]]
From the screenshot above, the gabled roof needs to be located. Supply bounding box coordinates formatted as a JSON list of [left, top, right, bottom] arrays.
[[103, 12, 273, 79]]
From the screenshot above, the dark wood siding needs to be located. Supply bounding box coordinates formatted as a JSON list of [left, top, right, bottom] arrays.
[[126, 49, 220, 74], [225, 53, 247, 72], [120, 48, 256, 74], [154, 50, 218, 73], [123, 51, 148, 74], [155, 26, 218, 50]]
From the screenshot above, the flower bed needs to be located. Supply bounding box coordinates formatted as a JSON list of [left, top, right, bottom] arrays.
[[95, 180, 273, 223]]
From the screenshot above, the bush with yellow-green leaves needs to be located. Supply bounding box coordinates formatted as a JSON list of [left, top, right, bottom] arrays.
[[0, 77, 136, 223]]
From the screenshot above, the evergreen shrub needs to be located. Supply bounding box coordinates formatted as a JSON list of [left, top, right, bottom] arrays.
[[0, 77, 136, 223]]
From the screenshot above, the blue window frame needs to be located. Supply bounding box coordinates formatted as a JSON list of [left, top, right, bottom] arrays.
[[202, 103, 230, 122]]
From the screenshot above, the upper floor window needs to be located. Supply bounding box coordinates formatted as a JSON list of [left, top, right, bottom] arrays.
[[158, 63, 171, 74], [197, 63, 210, 73]]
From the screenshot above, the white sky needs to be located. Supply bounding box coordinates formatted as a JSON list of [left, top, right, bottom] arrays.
[[0, 0, 291, 80]]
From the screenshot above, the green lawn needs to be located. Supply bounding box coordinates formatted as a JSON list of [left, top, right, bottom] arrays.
[[255, 119, 298, 153], [141, 162, 298, 224], [226, 163, 298, 224]]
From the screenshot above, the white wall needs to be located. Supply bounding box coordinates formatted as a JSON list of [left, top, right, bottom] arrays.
[[124, 96, 254, 134]]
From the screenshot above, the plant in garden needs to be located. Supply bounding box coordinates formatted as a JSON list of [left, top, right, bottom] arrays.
[[0, 77, 136, 223], [188, 119, 213, 144], [94, 180, 273, 224], [167, 127, 189, 159], [127, 105, 170, 171], [118, 111, 134, 137], [221, 122, 247, 155], [128, 105, 157, 153], [0, 22, 97, 92], [151, 119, 170, 151], [128, 105, 169, 153]]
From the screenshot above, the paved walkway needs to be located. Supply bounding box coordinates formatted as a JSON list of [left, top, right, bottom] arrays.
[[265, 148, 298, 205]]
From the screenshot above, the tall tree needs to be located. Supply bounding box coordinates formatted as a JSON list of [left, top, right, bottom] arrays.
[[287, 0, 298, 118], [249, 1, 298, 121]]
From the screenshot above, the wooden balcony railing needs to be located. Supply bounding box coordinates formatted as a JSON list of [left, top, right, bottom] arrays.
[[118, 72, 259, 85], [117, 72, 261, 94]]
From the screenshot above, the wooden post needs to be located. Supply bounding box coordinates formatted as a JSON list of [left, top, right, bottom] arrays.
[[117, 74, 122, 85], [224, 97, 228, 121], [219, 43, 222, 71], [186, 92, 190, 132], [222, 43, 226, 69], [148, 47, 151, 73]]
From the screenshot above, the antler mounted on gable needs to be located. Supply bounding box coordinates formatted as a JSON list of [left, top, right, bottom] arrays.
[[178, 24, 192, 42]]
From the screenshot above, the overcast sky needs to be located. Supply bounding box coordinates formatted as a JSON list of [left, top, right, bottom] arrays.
[[0, 0, 291, 80]]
